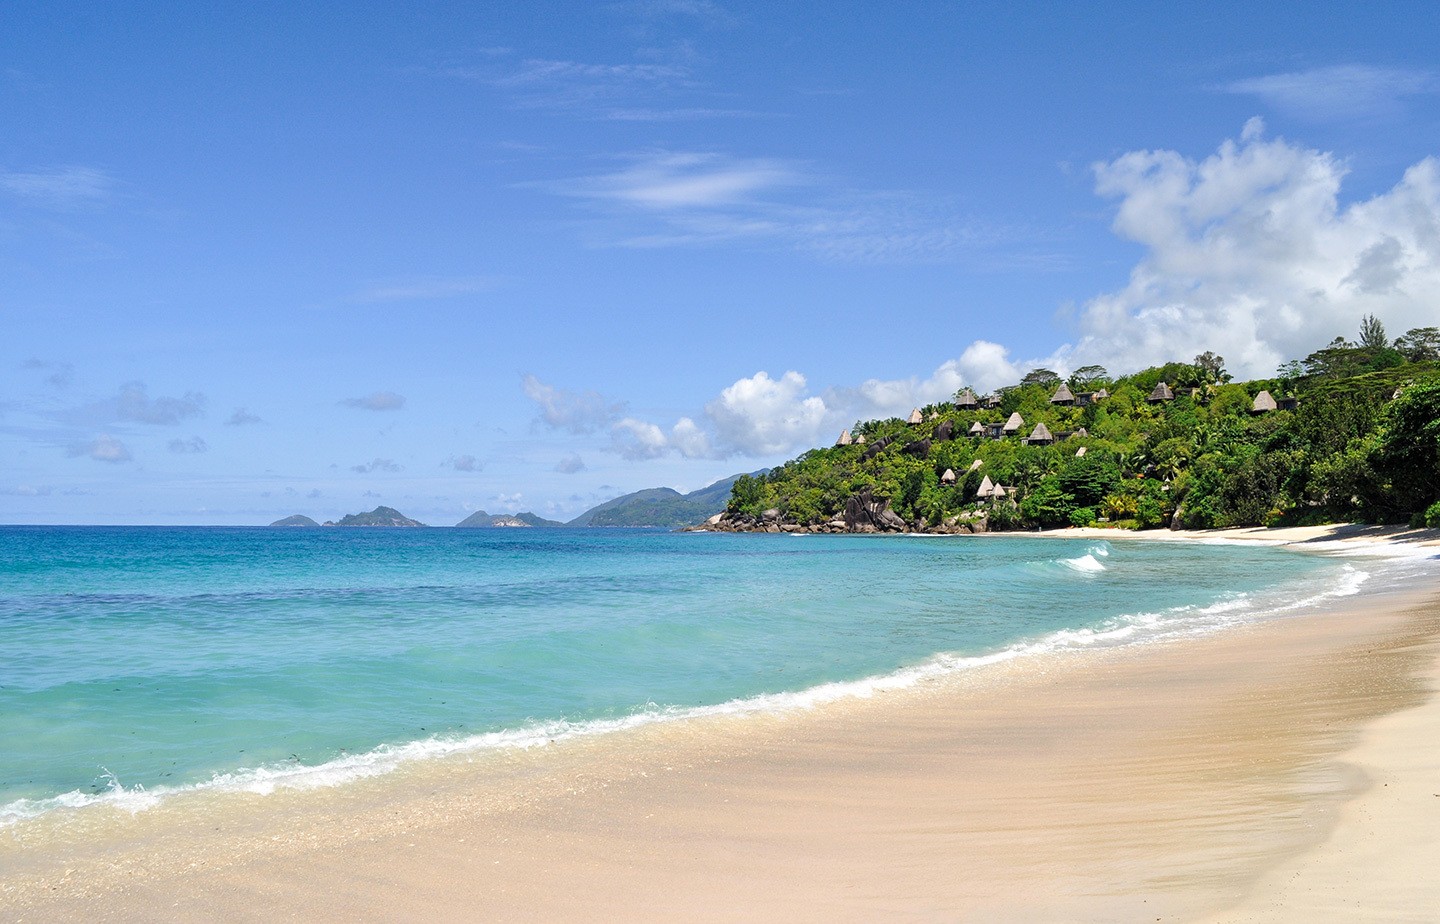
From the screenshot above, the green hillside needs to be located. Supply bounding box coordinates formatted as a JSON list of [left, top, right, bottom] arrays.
[[713, 321, 1440, 533], [570, 472, 763, 527]]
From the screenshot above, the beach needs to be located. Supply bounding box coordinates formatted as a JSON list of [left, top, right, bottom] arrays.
[[3, 526, 1438, 922]]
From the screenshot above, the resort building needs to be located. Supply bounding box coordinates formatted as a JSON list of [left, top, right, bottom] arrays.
[[941, 468, 957, 485], [1050, 383, 1076, 405], [1251, 390, 1278, 414], [1148, 382, 1175, 403], [908, 408, 923, 424], [954, 388, 979, 410], [968, 421, 985, 437], [1002, 412, 1025, 435], [836, 429, 852, 446], [1025, 422, 1054, 445]]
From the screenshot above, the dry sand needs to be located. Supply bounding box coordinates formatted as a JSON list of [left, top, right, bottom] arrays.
[[3, 526, 1438, 922]]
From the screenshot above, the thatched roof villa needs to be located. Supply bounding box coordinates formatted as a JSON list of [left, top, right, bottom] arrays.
[[1148, 382, 1175, 403], [1025, 422, 1054, 445], [955, 388, 978, 410], [941, 468, 957, 484], [1003, 412, 1025, 434], [968, 421, 985, 436], [1251, 390, 1278, 414], [836, 429, 852, 446], [908, 408, 923, 424], [1050, 383, 1076, 405]]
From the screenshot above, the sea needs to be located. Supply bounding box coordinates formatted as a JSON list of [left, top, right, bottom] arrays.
[[0, 525, 1406, 829]]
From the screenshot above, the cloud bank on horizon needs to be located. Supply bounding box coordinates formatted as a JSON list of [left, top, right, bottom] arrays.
[[555, 121, 1440, 461]]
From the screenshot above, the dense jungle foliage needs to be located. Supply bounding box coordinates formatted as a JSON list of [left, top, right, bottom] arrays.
[[725, 320, 1440, 531]]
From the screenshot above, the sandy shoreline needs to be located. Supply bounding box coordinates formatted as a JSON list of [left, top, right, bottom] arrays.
[[3, 526, 1439, 922]]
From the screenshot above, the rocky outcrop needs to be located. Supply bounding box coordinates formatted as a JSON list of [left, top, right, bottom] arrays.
[[933, 419, 955, 442], [900, 438, 931, 458], [689, 489, 990, 536]]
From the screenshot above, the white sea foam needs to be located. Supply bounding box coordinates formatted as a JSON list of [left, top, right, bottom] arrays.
[[0, 554, 1387, 830]]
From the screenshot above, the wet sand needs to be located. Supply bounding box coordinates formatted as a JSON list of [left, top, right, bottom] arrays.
[[3, 531, 1439, 922]]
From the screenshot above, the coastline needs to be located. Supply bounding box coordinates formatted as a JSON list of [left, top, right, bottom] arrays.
[[3, 527, 1438, 921]]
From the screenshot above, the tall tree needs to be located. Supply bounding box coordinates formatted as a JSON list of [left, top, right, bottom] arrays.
[[1395, 327, 1440, 362], [1068, 365, 1110, 389], [1359, 314, 1389, 349], [1020, 368, 1061, 387], [1193, 351, 1229, 382]]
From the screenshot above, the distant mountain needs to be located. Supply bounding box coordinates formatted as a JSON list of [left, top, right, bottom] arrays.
[[325, 506, 426, 527], [568, 472, 765, 528], [269, 514, 320, 528], [455, 510, 565, 528]]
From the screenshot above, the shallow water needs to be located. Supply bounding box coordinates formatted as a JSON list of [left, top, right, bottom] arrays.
[[0, 526, 1361, 824]]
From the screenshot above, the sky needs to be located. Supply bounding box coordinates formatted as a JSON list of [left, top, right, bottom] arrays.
[[3, 1, 1439, 525]]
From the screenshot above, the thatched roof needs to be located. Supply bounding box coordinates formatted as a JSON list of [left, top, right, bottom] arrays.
[[836, 429, 852, 446], [1148, 381, 1174, 402], [941, 468, 957, 484], [908, 408, 923, 424], [968, 420, 985, 435], [1251, 390, 1278, 413], [969, 458, 984, 471], [1050, 383, 1075, 404], [955, 388, 978, 408], [1093, 388, 1109, 399], [991, 483, 1007, 498], [1074, 427, 1088, 437], [1003, 411, 1024, 432], [977, 475, 996, 497], [1027, 422, 1054, 443], [855, 434, 867, 444], [1075, 446, 1087, 457]]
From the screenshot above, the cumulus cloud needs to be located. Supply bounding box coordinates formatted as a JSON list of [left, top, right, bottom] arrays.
[[68, 434, 131, 463], [705, 371, 827, 456], [448, 454, 484, 472], [351, 458, 402, 473], [1227, 65, 1438, 122], [555, 452, 586, 474], [1057, 120, 1440, 379], [167, 436, 208, 453], [522, 374, 626, 433], [342, 391, 406, 411], [225, 408, 262, 425]]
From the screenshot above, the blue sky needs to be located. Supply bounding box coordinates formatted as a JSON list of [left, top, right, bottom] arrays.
[[4, 1, 1439, 524]]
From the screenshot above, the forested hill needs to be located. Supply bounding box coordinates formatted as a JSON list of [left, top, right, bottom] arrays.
[[711, 320, 1440, 534]]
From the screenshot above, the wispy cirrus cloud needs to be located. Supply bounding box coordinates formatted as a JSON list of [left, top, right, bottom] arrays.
[[1, 166, 114, 209], [536, 150, 1046, 266], [1226, 65, 1438, 121], [168, 436, 208, 454], [610, 0, 738, 27], [349, 276, 497, 303], [342, 391, 406, 411]]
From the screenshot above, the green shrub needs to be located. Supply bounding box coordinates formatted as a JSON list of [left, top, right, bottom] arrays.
[[1425, 500, 1440, 528], [1069, 506, 1096, 527]]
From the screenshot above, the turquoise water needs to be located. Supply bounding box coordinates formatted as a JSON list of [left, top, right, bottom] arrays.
[[0, 526, 1359, 823]]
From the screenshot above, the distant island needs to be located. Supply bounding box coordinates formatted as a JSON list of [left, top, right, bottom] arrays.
[[264, 472, 758, 530], [270, 503, 423, 523], [455, 510, 565, 528]]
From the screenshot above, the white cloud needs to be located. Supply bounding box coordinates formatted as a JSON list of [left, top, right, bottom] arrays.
[[168, 436, 208, 453], [1227, 65, 1438, 121], [611, 417, 672, 460], [1, 166, 112, 208], [522, 374, 626, 433], [554, 151, 801, 210], [705, 371, 827, 456], [554, 452, 586, 473], [538, 151, 1034, 265], [342, 391, 406, 411], [69, 434, 131, 463], [1057, 121, 1440, 379]]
